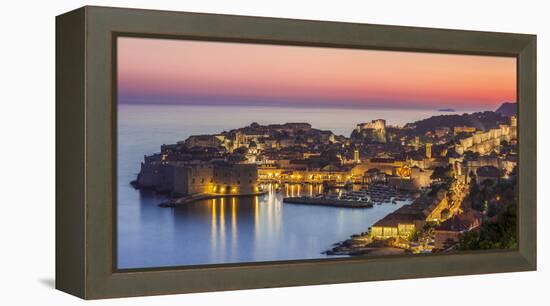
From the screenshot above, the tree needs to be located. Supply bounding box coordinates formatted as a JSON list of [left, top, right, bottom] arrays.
[[458, 230, 480, 250], [431, 165, 452, 181], [458, 186, 517, 250]]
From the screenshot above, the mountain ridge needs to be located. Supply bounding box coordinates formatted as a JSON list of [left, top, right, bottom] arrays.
[[495, 102, 517, 117]]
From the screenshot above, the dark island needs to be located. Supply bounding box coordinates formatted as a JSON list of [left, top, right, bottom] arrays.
[[438, 108, 456, 112]]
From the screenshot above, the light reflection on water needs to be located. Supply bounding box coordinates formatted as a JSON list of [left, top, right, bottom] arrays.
[[118, 184, 408, 269]]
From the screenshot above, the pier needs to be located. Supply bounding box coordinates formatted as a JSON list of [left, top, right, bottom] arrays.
[[284, 195, 373, 208], [159, 190, 268, 207]]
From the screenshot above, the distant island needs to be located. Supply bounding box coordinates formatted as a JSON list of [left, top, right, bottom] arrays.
[[438, 108, 455, 112]]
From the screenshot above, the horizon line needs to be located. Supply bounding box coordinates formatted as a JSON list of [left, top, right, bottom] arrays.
[[117, 100, 515, 113]]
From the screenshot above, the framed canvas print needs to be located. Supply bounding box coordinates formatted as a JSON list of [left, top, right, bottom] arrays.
[[56, 6, 536, 299]]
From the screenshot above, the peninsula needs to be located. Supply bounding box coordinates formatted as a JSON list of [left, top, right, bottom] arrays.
[[132, 104, 518, 253]]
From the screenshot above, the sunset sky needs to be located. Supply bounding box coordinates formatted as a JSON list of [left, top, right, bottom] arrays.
[[117, 37, 516, 111]]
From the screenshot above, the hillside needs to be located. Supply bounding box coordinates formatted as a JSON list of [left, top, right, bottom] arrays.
[[495, 102, 517, 117], [404, 111, 509, 135]]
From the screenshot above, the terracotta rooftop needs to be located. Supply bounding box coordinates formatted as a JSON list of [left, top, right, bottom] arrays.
[[373, 193, 443, 227], [436, 210, 482, 232]]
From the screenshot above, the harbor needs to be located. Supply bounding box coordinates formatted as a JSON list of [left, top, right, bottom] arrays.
[[157, 183, 416, 209], [283, 184, 419, 209]]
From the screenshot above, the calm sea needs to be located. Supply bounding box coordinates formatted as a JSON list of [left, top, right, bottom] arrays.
[[116, 104, 454, 269]]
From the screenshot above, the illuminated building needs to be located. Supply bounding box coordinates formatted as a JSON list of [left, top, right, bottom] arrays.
[[173, 162, 215, 195], [351, 158, 405, 177], [182, 134, 225, 149], [353, 149, 360, 163], [355, 119, 387, 143], [454, 123, 517, 155], [137, 160, 260, 197], [453, 126, 476, 135], [510, 115, 517, 127], [370, 190, 450, 239]]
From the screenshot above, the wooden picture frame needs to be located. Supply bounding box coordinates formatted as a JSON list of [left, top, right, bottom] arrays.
[[56, 6, 536, 299]]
